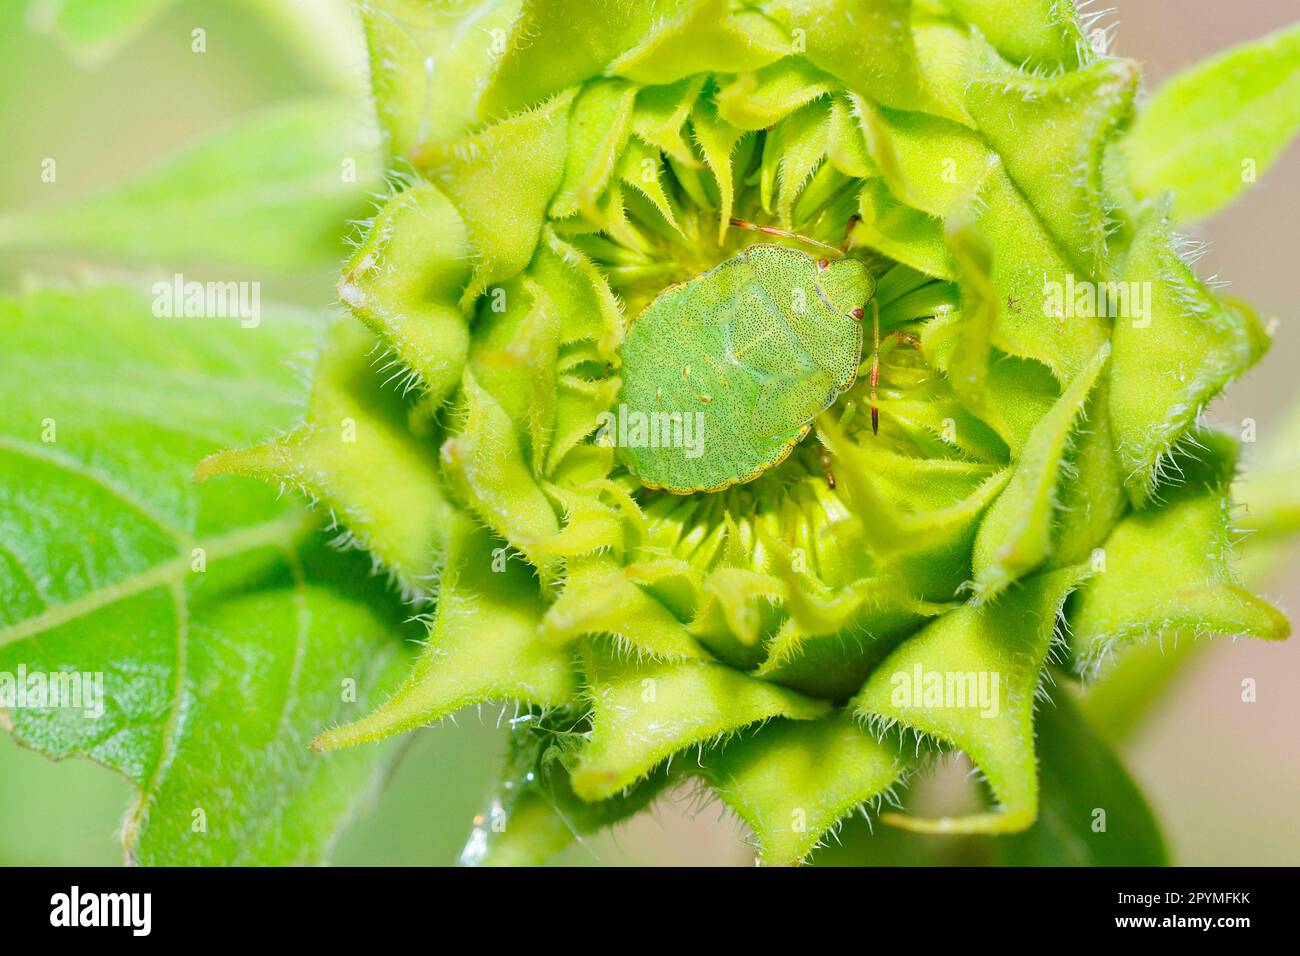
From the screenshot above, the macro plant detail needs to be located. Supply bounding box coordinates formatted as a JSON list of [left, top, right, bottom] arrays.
[[2, 0, 1300, 868]]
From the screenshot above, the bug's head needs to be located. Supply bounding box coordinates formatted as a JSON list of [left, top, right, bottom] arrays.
[[817, 256, 875, 319]]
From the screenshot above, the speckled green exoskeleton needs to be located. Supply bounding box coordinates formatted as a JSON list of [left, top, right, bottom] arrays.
[[614, 220, 877, 493]]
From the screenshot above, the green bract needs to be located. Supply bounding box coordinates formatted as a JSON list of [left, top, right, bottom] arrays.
[[6, 1, 1300, 867]]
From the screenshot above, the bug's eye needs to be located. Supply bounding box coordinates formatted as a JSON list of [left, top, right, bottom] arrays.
[[817, 258, 829, 271], [850, 306, 865, 320]]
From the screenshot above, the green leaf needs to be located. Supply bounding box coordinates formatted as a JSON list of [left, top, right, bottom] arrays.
[[549, 79, 639, 221], [853, 566, 1085, 834], [0, 101, 380, 275], [942, 209, 1007, 442], [857, 49, 1129, 380], [715, 57, 836, 131], [338, 182, 473, 407], [420, 91, 573, 306], [479, 0, 663, 117], [358, 0, 522, 159], [818, 418, 1010, 598], [700, 715, 908, 865], [972, 344, 1109, 599], [1083, 400, 1300, 743], [1070, 432, 1289, 674], [853, 179, 952, 278], [856, 99, 992, 218], [607, 0, 788, 84], [0, 285, 410, 864], [693, 95, 749, 242], [631, 76, 708, 170], [544, 553, 711, 661], [939, 0, 1087, 73], [1108, 203, 1269, 503], [965, 59, 1137, 277], [571, 642, 830, 801], [773, 101, 832, 228], [312, 519, 577, 752], [755, 585, 948, 699], [1046, 377, 1127, 568], [997, 685, 1167, 866], [1127, 21, 1300, 222], [762, 0, 946, 115], [441, 370, 562, 577], [197, 320, 458, 599], [970, 162, 1111, 383]]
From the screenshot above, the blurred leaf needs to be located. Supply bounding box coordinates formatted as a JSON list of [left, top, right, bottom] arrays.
[[0, 285, 412, 864], [1240, 388, 1300, 544], [0, 100, 380, 274], [331, 719, 503, 866], [998, 686, 1167, 866], [1128, 20, 1300, 222], [462, 709, 671, 867], [1079, 637, 1205, 743], [810, 811, 990, 866], [239, 0, 369, 95], [30, 0, 365, 93], [27, 0, 173, 66]]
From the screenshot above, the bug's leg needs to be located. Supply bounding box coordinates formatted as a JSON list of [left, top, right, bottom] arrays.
[[869, 299, 882, 434], [878, 331, 922, 358], [840, 214, 860, 253], [868, 309, 923, 436], [727, 218, 845, 257], [818, 441, 836, 490]]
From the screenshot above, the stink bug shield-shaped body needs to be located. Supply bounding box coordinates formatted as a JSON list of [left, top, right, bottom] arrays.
[[616, 241, 874, 493]]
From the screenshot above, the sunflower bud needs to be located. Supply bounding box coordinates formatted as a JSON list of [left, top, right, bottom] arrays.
[[206, 0, 1292, 865]]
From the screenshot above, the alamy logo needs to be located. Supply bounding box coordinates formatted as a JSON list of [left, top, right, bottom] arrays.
[[0, 665, 104, 719], [1043, 273, 1152, 327], [890, 664, 1001, 718], [152, 273, 261, 328], [50, 886, 151, 936], [595, 403, 705, 459]]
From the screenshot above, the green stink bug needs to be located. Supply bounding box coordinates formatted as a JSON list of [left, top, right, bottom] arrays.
[[612, 219, 878, 494]]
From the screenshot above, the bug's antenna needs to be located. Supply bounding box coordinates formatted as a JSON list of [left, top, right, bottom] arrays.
[[728, 218, 845, 258], [869, 299, 881, 435]]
